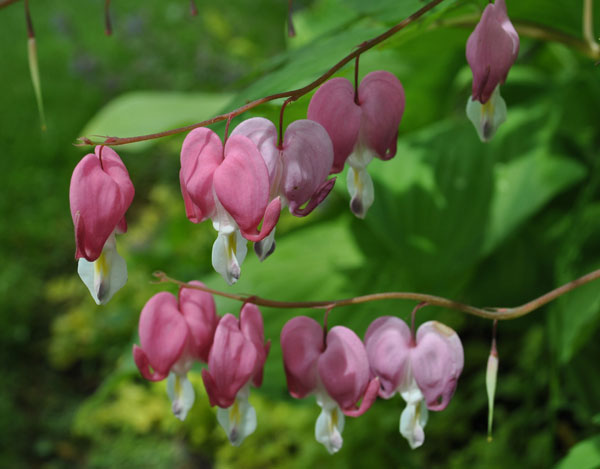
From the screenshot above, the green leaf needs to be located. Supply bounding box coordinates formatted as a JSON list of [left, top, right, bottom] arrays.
[[80, 91, 232, 152], [555, 434, 600, 469]]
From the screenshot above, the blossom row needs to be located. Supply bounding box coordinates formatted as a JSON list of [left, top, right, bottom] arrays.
[[132, 283, 464, 452]]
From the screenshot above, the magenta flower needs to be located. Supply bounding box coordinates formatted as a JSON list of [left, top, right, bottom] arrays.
[[230, 117, 335, 260], [365, 317, 464, 448], [281, 316, 379, 453], [307, 70, 405, 218], [133, 282, 219, 421], [179, 128, 281, 284], [201, 303, 270, 446], [69, 145, 134, 304], [466, 0, 519, 141]]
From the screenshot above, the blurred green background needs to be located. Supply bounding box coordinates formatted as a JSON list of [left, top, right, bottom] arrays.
[[1, 0, 600, 467]]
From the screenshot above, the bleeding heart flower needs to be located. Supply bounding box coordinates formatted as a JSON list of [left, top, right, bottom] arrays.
[[466, 0, 519, 141], [307, 70, 405, 218], [180, 128, 281, 284], [133, 282, 219, 421], [281, 316, 379, 454], [231, 117, 335, 260], [69, 145, 134, 304], [365, 317, 463, 449], [201, 303, 270, 446]]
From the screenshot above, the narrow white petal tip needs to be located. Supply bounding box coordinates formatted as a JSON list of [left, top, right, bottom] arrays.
[[466, 85, 507, 143], [212, 230, 248, 285], [486, 352, 499, 440], [77, 236, 127, 305], [346, 166, 374, 219], [167, 373, 195, 421], [254, 227, 276, 262], [315, 401, 345, 454], [217, 394, 257, 446]]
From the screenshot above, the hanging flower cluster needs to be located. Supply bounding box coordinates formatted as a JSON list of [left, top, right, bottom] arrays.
[[466, 0, 519, 142], [133, 283, 269, 445]]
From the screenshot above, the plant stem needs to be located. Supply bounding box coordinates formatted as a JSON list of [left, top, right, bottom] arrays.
[[583, 0, 600, 56], [153, 267, 600, 321], [0, 0, 22, 9], [77, 0, 447, 147]]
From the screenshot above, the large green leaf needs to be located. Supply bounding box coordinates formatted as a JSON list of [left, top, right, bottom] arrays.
[[80, 91, 232, 152], [555, 434, 600, 469]]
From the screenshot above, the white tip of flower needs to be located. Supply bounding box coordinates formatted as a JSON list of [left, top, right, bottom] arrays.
[[486, 351, 499, 441], [399, 381, 429, 449], [212, 229, 248, 285], [254, 226, 276, 262], [346, 166, 374, 219], [217, 392, 257, 446], [167, 372, 195, 421], [77, 234, 127, 305], [466, 85, 507, 142], [315, 396, 345, 454]]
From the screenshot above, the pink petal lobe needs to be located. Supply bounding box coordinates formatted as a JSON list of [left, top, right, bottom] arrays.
[[282, 119, 334, 215], [230, 117, 280, 187], [133, 345, 169, 381], [318, 326, 371, 412], [178, 281, 219, 362], [179, 128, 223, 222], [214, 135, 276, 240], [289, 178, 336, 217], [342, 377, 379, 417], [137, 292, 189, 379], [466, 0, 519, 103], [204, 313, 258, 408], [70, 148, 133, 261], [239, 303, 269, 387], [365, 316, 412, 399], [307, 78, 361, 173], [412, 321, 464, 411], [280, 316, 324, 399], [358, 71, 405, 160]]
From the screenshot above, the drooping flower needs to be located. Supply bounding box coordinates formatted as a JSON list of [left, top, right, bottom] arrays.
[[466, 0, 519, 141], [133, 282, 219, 421], [69, 145, 134, 304], [202, 303, 270, 446], [281, 316, 379, 454], [230, 117, 335, 260], [179, 128, 281, 284], [365, 317, 464, 449], [307, 70, 405, 218]]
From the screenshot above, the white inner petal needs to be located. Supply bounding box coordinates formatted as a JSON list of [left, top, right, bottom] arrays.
[[167, 372, 195, 421], [399, 378, 429, 449], [77, 232, 127, 305], [314, 392, 345, 454], [211, 229, 248, 285], [466, 85, 507, 142], [216, 385, 257, 446]]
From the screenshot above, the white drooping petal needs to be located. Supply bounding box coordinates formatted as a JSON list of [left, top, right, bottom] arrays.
[[216, 386, 257, 446], [466, 85, 507, 142], [77, 233, 127, 305], [167, 372, 195, 421], [211, 229, 248, 285], [399, 379, 429, 449], [346, 141, 375, 219], [315, 392, 345, 454], [253, 226, 276, 262]]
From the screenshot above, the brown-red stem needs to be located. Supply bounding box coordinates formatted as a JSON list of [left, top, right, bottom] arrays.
[[77, 0, 446, 147], [153, 268, 600, 321], [0, 0, 22, 9]]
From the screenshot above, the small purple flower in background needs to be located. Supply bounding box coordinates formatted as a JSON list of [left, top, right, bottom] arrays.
[[69, 145, 134, 304], [201, 303, 270, 446], [466, 0, 519, 141], [133, 282, 219, 421], [308, 70, 405, 218], [365, 317, 463, 449], [179, 128, 281, 284], [281, 316, 379, 453], [231, 117, 335, 260]]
